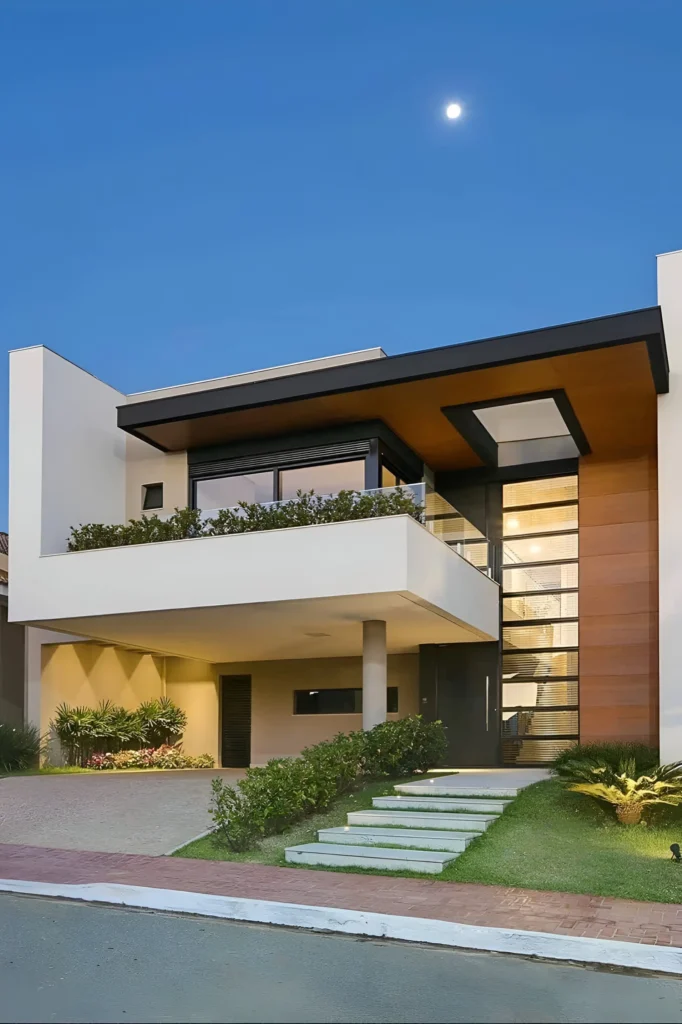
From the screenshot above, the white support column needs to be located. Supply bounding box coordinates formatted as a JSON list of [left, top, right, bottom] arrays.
[[362, 619, 387, 731], [658, 249, 682, 762]]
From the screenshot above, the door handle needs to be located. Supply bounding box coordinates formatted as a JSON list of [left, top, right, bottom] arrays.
[[485, 676, 490, 732]]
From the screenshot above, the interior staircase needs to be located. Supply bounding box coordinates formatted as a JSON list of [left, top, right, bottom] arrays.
[[285, 776, 520, 875]]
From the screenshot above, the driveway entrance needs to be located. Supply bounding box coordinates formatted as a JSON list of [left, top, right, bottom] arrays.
[[0, 769, 245, 855]]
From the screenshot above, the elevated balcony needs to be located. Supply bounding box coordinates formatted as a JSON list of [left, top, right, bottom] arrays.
[[11, 485, 499, 662]]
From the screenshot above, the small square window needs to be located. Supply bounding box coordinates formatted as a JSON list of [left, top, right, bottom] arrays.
[[142, 483, 163, 511]]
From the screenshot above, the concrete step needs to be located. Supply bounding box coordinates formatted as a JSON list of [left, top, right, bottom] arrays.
[[347, 809, 496, 831], [374, 795, 510, 814], [285, 842, 459, 874], [318, 826, 477, 853], [394, 783, 519, 798]]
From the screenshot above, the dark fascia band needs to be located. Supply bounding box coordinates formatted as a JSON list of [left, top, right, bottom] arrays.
[[442, 390, 591, 469], [117, 306, 667, 443]]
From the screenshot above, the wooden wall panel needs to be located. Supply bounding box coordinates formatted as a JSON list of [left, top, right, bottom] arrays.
[[579, 455, 658, 746]]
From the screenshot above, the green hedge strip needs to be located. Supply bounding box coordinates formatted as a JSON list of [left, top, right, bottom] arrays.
[[210, 715, 447, 851]]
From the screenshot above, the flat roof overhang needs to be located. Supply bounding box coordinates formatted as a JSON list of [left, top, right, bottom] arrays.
[[117, 307, 667, 468]]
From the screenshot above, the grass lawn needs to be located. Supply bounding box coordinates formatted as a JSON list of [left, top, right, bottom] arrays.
[[0, 766, 97, 777], [443, 779, 682, 903], [174, 776, 415, 865]]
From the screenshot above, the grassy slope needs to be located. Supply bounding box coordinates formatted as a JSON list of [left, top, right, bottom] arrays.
[[443, 779, 682, 903], [174, 777, 414, 865]]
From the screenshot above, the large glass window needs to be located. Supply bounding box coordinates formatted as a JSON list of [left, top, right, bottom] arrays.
[[195, 472, 274, 511], [279, 460, 365, 499], [501, 474, 579, 764]]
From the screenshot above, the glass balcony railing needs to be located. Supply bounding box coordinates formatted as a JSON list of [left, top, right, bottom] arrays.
[[199, 482, 492, 575]]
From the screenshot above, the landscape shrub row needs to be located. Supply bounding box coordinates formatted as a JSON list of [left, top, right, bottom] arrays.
[[86, 745, 214, 770], [210, 715, 447, 851], [67, 489, 424, 551], [52, 697, 188, 766]]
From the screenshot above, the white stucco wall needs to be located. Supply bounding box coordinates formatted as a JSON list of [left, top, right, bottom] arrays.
[[658, 249, 682, 761], [10, 515, 499, 644], [9, 346, 127, 572]]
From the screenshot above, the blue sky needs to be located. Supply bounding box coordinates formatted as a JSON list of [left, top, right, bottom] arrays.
[[2, 1, 682, 529]]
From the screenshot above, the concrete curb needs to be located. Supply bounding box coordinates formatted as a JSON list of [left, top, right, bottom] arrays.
[[1, 877, 681, 975], [164, 829, 213, 856]]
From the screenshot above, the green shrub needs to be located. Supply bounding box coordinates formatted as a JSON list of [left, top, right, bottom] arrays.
[[51, 697, 187, 765], [137, 697, 187, 747], [552, 742, 659, 777], [0, 722, 43, 772], [209, 715, 446, 851], [363, 716, 448, 776], [68, 489, 424, 551]]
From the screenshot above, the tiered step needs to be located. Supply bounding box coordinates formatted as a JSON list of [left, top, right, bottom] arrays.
[[284, 842, 459, 874], [284, 774, 514, 875], [347, 809, 497, 831], [372, 795, 512, 814], [318, 825, 477, 853], [394, 783, 519, 798]]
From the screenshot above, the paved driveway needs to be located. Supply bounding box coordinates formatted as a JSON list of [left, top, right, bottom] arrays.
[[0, 769, 245, 855]]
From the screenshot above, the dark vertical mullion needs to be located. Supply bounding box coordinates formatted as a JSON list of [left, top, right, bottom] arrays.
[[365, 438, 381, 490]]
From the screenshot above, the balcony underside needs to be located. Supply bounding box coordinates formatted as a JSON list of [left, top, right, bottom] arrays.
[[39, 591, 493, 662]]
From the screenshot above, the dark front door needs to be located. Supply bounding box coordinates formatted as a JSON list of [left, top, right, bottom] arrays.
[[220, 675, 252, 767], [421, 643, 500, 767]]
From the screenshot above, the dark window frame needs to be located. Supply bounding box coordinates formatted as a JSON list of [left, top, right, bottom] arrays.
[[142, 482, 164, 511], [293, 686, 399, 715]]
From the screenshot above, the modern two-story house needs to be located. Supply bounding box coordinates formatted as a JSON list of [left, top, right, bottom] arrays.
[[9, 248, 682, 767]]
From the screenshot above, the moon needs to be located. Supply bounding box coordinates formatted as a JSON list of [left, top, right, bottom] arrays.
[[445, 102, 462, 120]]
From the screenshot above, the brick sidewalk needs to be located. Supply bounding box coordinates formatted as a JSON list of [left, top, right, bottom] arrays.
[[1, 842, 681, 947]]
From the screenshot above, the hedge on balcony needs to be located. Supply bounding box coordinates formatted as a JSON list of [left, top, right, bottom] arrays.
[[67, 489, 425, 551]]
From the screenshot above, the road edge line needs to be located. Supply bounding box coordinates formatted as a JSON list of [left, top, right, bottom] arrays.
[[1, 877, 680, 975]]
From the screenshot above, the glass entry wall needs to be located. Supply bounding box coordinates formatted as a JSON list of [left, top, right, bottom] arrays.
[[500, 474, 579, 764]]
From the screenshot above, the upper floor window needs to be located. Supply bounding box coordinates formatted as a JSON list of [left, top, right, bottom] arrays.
[[142, 483, 163, 510], [279, 460, 365, 500], [195, 472, 274, 512]]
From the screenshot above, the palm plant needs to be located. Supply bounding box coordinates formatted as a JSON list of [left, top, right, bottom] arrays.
[[137, 696, 187, 747], [555, 756, 682, 824], [0, 721, 43, 772], [52, 703, 98, 766]]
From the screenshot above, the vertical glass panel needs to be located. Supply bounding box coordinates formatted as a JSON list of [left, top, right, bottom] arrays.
[[503, 592, 578, 621], [503, 533, 578, 565], [195, 472, 274, 511], [502, 649, 579, 678], [381, 464, 398, 488], [503, 476, 578, 509], [279, 460, 365, 499], [503, 504, 578, 535], [502, 738, 577, 764], [502, 563, 578, 593], [502, 709, 579, 737], [503, 622, 578, 650], [503, 680, 579, 708]]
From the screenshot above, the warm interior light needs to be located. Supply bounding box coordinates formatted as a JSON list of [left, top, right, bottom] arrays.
[[507, 518, 520, 530], [530, 543, 542, 554]]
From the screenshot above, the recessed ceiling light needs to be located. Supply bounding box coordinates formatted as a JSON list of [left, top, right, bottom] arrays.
[[507, 518, 520, 530]]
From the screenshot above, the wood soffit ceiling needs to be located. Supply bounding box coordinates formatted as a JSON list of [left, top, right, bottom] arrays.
[[126, 341, 657, 470]]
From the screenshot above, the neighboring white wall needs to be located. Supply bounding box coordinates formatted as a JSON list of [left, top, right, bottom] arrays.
[[11, 515, 500, 643], [125, 435, 188, 520], [9, 346, 127, 568], [658, 249, 682, 761]]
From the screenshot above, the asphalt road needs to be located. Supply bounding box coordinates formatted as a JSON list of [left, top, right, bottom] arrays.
[[1, 895, 681, 1024]]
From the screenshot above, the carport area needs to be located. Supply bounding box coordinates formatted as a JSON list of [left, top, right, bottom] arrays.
[[0, 769, 245, 855]]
